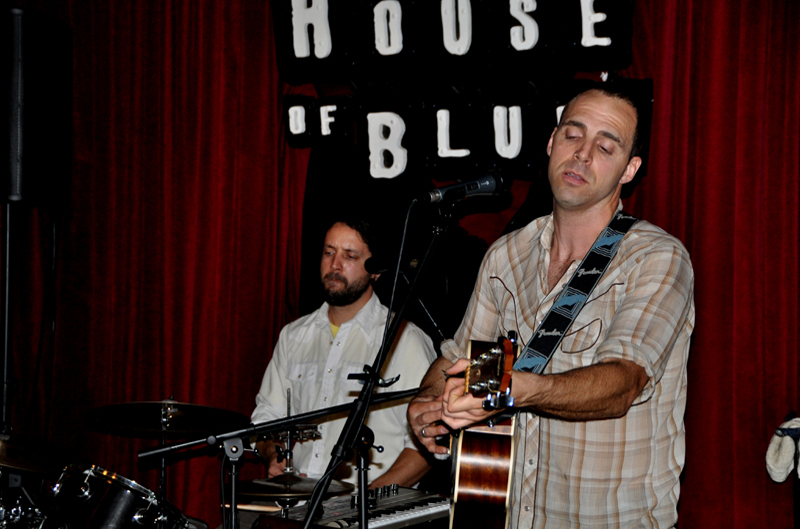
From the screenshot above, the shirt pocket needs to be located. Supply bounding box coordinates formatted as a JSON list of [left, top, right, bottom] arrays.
[[286, 363, 318, 390], [558, 280, 618, 358]]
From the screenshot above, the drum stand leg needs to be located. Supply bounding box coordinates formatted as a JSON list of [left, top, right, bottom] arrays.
[[159, 432, 167, 505], [355, 424, 381, 529]]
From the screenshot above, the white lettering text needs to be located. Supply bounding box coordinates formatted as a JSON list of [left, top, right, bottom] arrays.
[[374, 1, 403, 56], [510, 0, 538, 51], [437, 110, 470, 158], [291, 0, 333, 58], [320, 105, 336, 135], [441, 0, 472, 56], [493, 106, 523, 159], [367, 112, 407, 178], [580, 0, 611, 47]]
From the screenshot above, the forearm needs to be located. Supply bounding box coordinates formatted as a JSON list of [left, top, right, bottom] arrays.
[[407, 356, 454, 456], [513, 359, 648, 420], [417, 356, 452, 398], [369, 448, 431, 488]]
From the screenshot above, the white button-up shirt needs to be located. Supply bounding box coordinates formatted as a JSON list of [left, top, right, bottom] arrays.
[[252, 292, 437, 483]]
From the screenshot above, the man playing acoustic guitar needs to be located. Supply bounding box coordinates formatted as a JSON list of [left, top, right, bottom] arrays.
[[409, 84, 694, 528]]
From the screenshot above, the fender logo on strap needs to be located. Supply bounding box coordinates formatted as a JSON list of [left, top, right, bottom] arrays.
[[593, 228, 625, 257], [553, 288, 587, 318]]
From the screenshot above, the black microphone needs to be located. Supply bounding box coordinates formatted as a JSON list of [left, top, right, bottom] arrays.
[[420, 175, 503, 204]]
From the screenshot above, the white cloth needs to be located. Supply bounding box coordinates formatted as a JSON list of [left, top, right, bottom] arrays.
[[251, 292, 436, 484], [766, 418, 800, 482]]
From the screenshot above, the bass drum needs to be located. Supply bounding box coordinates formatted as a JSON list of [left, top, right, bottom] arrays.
[[42, 465, 188, 528]]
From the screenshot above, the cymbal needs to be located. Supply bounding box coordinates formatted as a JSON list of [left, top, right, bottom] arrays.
[[89, 400, 250, 439], [0, 433, 65, 474], [237, 474, 355, 500]]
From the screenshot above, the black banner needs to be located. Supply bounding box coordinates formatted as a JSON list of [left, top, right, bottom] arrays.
[[271, 0, 646, 338]]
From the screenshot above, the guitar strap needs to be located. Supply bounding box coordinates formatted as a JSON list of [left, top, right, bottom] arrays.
[[513, 211, 639, 374]]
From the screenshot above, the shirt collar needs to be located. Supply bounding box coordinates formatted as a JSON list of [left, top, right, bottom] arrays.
[[538, 199, 624, 252]]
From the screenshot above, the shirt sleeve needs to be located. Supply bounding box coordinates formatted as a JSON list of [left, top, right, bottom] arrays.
[[251, 328, 290, 425], [451, 243, 506, 356], [383, 321, 437, 451], [440, 339, 463, 363], [593, 238, 695, 403]]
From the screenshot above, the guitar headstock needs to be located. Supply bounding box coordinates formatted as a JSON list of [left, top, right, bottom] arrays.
[[464, 335, 518, 410]]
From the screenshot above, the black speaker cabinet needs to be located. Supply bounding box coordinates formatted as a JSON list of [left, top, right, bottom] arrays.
[[3, 8, 72, 209]]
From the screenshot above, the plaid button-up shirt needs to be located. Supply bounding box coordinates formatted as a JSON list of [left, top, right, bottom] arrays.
[[443, 209, 694, 528]]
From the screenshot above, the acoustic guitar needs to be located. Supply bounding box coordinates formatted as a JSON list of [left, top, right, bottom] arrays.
[[449, 335, 520, 529]]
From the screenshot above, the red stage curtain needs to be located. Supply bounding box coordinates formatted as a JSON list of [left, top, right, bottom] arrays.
[[622, 1, 800, 527], [9, 0, 312, 524], [5, 0, 799, 527]]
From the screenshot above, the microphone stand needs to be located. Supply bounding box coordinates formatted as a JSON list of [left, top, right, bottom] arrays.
[[300, 199, 455, 529]]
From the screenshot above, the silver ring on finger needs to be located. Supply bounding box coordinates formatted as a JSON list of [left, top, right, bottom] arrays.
[[421, 425, 428, 438]]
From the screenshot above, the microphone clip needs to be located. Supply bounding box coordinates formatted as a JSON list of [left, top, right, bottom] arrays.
[[347, 365, 401, 388]]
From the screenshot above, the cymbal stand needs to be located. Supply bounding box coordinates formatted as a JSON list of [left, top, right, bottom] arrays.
[[158, 403, 167, 504], [157, 397, 177, 505], [221, 436, 244, 529], [275, 389, 300, 519]]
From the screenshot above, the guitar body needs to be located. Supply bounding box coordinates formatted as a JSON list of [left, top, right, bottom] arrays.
[[451, 415, 516, 529], [449, 338, 519, 529]]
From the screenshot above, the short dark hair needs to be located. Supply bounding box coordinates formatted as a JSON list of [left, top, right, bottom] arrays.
[[559, 84, 644, 160], [326, 217, 377, 256]]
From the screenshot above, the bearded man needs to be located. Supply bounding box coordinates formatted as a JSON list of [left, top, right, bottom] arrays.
[[251, 218, 436, 489]]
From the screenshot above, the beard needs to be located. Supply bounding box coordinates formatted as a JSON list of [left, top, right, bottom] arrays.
[[322, 272, 372, 307]]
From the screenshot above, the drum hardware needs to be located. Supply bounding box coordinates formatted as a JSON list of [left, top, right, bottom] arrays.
[[44, 465, 189, 529], [264, 419, 322, 508], [89, 399, 249, 440], [232, 474, 354, 522], [246, 398, 344, 504], [264, 424, 321, 445], [237, 474, 355, 501], [0, 434, 65, 476], [0, 434, 63, 529], [138, 389, 420, 529], [259, 390, 322, 489], [0, 490, 44, 529], [90, 398, 249, 510], [86, 396, 250, 529]]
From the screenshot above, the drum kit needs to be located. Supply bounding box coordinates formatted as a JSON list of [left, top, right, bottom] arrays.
[[0, 400, 353, 529]]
